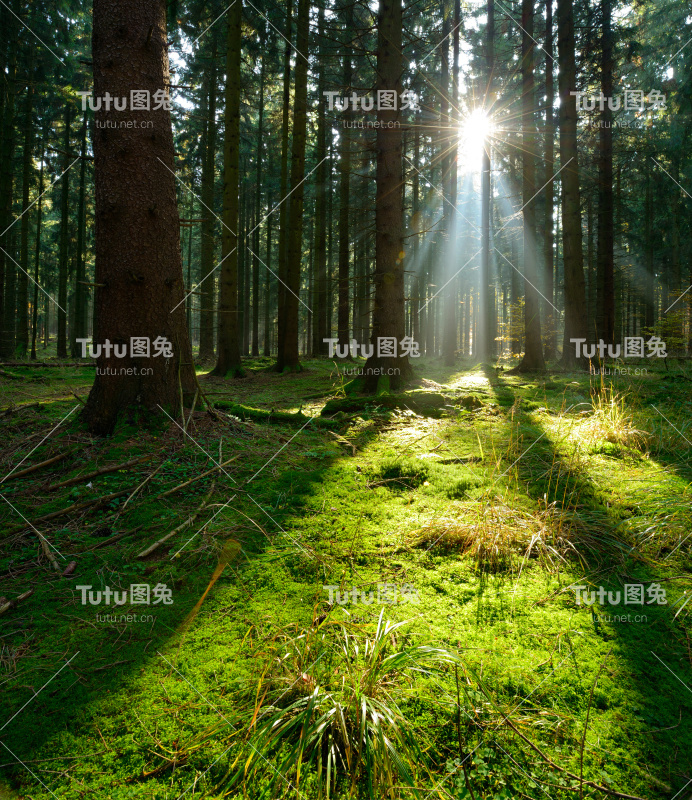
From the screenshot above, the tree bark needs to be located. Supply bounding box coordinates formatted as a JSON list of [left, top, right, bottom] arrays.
[[252, 38, 265, 357], [199, 39, 218, 362], [213, 1, 243, 376], [557, 0, 587, 366], [515, 0, 545, 372], [275, 0, 293, 370], [0, 6, 18, 359], [83, 0, 196, 434], [71, 109, 89, 357], [57, 103, 71, 359], [276, 0, 309, 372], [31, 137, 45, 360], [337, 20, 352, 353], [479, 0, 495, 362], [363, 0, 411, 390], [543, 0, 556, 359], [596, 0, 614, 345], [313, 3, 328, 356], [17, 70, 33, 358]]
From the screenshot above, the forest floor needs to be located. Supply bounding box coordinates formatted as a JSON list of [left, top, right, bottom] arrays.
[[1, 354, 691, 800]]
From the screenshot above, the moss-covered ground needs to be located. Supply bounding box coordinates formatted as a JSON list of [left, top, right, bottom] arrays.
[[1, 356, 691, 799]]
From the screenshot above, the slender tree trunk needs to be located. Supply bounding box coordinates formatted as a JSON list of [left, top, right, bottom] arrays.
[[252, 39, 265, 357], [213, 1, 243, 376], [587, 193, 596, 339], [411, 127, 421, 348], [557, 0, 587, 365], [17, 72, 33, 357], [543, 0, 556, 359], [71, 109, 89, 357], [264, 197, 272, 356], [243, 186, 251, 356], [57, 103, 71, 359], [596, 0, 614, 345], [276, 0, 309, 372], [442, 2, 457, 366], [643, 166, 654, 331], [185, 190, 193, 337], [515, 0, 545, 371], [199, 41, 218, 361], [479, 0, 495, 362], [313, 4, 328, 356], [337, 26, 352, 352], [83, 0, 197, 434], [0, 8, 18, 359], [276, 0, 293, 370], [31, 138, 45, 360], [364, 0, 411, 389]]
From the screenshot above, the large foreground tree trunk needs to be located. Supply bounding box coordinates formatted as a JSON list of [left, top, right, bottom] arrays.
[[83, 0, 196, 435], [363, 0, 411, 390]]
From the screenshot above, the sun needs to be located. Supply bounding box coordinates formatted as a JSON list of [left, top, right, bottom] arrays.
[[458, 108, 493, 170]]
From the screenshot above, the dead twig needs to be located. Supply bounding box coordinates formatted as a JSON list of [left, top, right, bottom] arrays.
[[44, 454, 153, 492], [0, 589, 34, 615], [3, 489, 131, 537], [1, 450, 75, 484], [154, 456, 237, 500], [136, 482, 216, 559]]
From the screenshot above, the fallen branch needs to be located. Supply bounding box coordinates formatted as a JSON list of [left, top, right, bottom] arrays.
[[321, 390, 446, 417], [3, 489, 132, 538], [44, 454, 153, 492], [0, 368, 28, 380], [502, 713, 646, 800], [0, 589, 34, 615], [78, 527, 143, 553], [1, 450, 75, 484], [155, 456, 237, 500], [214, 400, 338, 429], [119, 461, 167, 512], [136, 482, 216, 559]]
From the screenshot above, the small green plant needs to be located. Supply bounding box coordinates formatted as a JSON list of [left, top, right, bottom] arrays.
[[222, 612, 457, 799], [582, 383, 649, 451]]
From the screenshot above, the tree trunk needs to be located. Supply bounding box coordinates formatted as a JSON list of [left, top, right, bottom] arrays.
[[543, 0, 556, 359], [264, 197, 272, 356], [275, 0, 293, 370], [199, 40, 218, 361], [252, 37, 265, 358], [0, 7, 18, 359], [337, 26, 352, 353], [596, 0, 614, 345], [557, 0, 587, 366], [57, 103, 71, 359], [17, 71, 33, 358], [276, 0, 309, 372], [71, 109, 89, 357], [313, 3, 328, 356], [213, 1, 243, 376], [83, 0, 197, 434], [363, 0, 411, 390], [515, 0, 545, 372], [31, 138, 45, 360], [479, 0, 495, 362]]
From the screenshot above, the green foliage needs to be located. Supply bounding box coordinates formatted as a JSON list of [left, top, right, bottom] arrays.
[[222, 612, 457, 799]]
